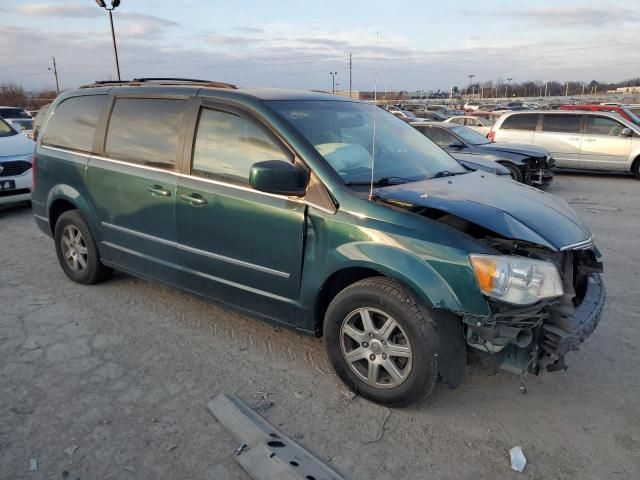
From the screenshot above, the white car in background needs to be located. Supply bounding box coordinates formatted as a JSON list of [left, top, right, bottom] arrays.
[[0, 117, 35, 205], [444, 115, 494, 136], [490, 110, 640, 177], [0, 106, 34, 138]]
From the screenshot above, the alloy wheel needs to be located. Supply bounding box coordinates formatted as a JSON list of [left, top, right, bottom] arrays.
[[61, 225, 89, 274], [339, 307, 413, 389]]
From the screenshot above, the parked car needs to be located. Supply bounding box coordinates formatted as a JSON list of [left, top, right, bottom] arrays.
[[384, 106, 430, 124], [625, 104, 640, 118], [31, 104, 51, 141], [490, 110, 640, 177], [559, 104, 640, 125], [0, 117, 35, 206], [0, 107, 34, 137], [426, 105, 465, 116], [33, 79, 604, 406], [463, 101, 483, 111], [413, 122, 554, 185], [444, 115, 494, 136], [403, 105, 448, 121]]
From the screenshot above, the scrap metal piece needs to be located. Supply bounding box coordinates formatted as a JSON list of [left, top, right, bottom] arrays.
[[207, 394, 344, 480]]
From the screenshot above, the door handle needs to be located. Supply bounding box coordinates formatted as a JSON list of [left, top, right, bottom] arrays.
[[179, 193, 207, 206], [147, 185, 171, 197], [569, 137, 581, 141], [583, 138, 596, 142]]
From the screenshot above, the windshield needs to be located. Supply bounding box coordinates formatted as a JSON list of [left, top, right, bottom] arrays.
[[0, 118, 18, 137], [621, 108, 640, 124], [451, 125, 491, 145], [0, 108, 31, 119], [268, 100, 466, 184], [476, 117, 493, 126]]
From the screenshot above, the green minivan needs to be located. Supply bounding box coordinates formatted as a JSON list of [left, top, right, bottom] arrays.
[[32, 79, 605, 406]]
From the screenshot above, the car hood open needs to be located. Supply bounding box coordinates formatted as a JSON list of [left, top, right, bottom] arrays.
[[479, 142, 549, 157], [374, 171, 590, 251]]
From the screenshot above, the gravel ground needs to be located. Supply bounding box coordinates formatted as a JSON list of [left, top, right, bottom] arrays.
[[1, 172, 639, 480]]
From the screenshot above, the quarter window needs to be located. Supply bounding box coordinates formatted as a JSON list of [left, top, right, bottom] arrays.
[[191, 108, 292, 185], [500, 114, 538, 131], [41, 95, 107, 153], [586, 117, 625, 136], [541, 114, 582, 134], [105, 98, 186, 170]]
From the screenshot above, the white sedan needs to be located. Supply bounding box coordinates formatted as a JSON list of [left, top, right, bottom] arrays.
[[0, 118, 35, 206], [444, 115, 493, 136]]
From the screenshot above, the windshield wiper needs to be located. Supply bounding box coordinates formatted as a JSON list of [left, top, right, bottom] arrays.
[[345, 176, 415, 187]]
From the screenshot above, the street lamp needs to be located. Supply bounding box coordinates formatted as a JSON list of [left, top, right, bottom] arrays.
[[329, 72, 338, 95], [506, 77, 512, 98], [467, 74, 475, 99], [96, 0, 122, 81]]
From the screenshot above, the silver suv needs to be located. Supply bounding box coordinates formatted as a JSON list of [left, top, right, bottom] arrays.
[[490, 111, 640, 178]]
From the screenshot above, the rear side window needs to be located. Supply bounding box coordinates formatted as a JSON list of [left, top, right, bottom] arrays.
[[541, 114, 581, 134], [105, 98, 186, 170], [500, 114, 538, 131], [191, 108, 292, 185], [42, 95, 106, 153]]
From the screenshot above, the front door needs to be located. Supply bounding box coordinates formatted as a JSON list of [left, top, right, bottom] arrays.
[[175, 104, 306, 322], [579, 115, 632, 170], [87, 96, 187, 279], [533, 114, 582, 168]]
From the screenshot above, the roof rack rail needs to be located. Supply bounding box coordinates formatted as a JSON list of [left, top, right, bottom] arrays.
[[80, 78, 237, 89]]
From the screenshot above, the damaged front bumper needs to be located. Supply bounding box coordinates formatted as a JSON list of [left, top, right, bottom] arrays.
[[465, 272, 605, 375]]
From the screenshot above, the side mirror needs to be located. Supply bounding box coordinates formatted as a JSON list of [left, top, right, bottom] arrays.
[[249, 160, 309, 197], [448, 140, 465, 149], [621, 127, 633, 137]]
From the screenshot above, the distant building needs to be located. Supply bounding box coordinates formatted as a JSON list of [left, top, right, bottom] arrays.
[[606, 86, 640, 94]]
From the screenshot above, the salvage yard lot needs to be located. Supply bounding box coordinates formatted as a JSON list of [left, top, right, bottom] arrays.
[[1, 172, 639, 480]]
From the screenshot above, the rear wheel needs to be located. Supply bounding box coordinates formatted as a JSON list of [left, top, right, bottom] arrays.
[[324, 277, 441, 407], [54, 210, 112, 284], [500, 162, 523, 183]]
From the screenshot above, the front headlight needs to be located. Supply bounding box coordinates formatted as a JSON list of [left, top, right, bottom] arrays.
[[470, 254, 563, 305]]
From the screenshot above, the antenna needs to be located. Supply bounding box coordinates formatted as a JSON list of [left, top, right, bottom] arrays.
[[368, 32, 380, 201]]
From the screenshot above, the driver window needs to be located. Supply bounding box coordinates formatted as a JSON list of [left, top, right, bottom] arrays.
[[192, 108, 292, 185], [586, 117, 625, 137], [422, 127, 457, 147]]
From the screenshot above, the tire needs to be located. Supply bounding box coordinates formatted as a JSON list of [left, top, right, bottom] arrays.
[[500, 162, 523, 183], [54, 210, 112, 284], [632, 158, 640, 179], [324, 276, 444, 407]]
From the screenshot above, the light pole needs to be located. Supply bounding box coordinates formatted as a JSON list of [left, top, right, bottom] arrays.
[[506, 77, 512, 99], [96, 0, 121, 81], [467, 74, 475, 99], [329, 72, 338, 95]]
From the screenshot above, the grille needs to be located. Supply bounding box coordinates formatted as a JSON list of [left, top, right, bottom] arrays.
[[0, 188, 30, 197], [0, 160, 32, 177]]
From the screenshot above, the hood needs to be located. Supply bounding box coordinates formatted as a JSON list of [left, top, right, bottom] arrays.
[[450, 152, 510, 176], [0, 132, 35, 158], [374, 171, 590, 251], [480, 142, 549, 157]]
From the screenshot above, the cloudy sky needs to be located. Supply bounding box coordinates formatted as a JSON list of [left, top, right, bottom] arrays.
[[1, 0, 639, 92]]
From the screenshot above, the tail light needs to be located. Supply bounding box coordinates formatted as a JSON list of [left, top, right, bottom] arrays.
[[31, 154, 36, 191], [487, 130, 496, 142]]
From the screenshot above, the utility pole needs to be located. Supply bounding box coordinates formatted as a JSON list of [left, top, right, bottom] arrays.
[[49, 56, 60, 94], [467, 74, 475, 99], [544, 81, 548, 97], [348, 52, 352, 99], [565, 82, 569, 97], [506, 77, 512, 99]]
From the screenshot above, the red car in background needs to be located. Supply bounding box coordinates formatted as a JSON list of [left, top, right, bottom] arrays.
[[560, 104, 640, 125]]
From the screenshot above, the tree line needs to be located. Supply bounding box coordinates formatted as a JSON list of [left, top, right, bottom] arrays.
[[459, 78, 640, 98], [1, 82, 59, 109]]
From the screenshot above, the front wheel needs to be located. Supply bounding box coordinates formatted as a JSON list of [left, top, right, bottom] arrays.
[[54, 210, 112, 285], [500, 162, 523, 183], [324, 277, 441, 407]]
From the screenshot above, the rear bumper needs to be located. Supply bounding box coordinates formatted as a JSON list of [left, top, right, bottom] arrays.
[[540, 273, 605, 370]]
